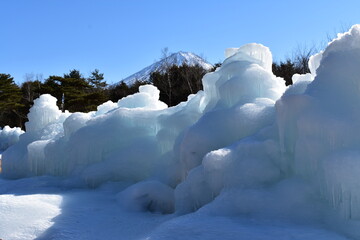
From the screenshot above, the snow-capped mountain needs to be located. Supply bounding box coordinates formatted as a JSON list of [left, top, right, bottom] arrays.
[[119, 51, 213, 85]]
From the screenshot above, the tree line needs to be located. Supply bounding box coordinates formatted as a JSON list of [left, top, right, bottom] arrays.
[[0, 69, 108, 128], [0, 52, 311, 130]]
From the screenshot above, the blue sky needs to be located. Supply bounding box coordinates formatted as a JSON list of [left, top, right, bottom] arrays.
[[1, 0, 360, 84]]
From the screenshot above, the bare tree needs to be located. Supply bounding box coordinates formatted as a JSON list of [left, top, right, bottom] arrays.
[[22, 73, 42, 103], [324, 23, 351, 47], [159, 47, 174, 106], [181, 64, 193, 94], [273, 44, 317, 85], [292, 44, 317, 74]]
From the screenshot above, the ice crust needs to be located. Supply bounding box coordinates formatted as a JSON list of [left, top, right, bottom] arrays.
[[3, 25, 360, 238]]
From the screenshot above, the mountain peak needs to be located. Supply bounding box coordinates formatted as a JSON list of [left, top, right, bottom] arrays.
[[118, 51, 213, 85]]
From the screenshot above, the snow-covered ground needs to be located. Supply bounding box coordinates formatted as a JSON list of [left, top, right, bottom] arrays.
[[0, 177, 350, 240]]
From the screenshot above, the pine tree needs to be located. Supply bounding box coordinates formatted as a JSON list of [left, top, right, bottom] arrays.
[[64, 69, 83, 80], [88, 69, 107, 89], [0, 74, 24, 127], [60, 70, 91, 112]]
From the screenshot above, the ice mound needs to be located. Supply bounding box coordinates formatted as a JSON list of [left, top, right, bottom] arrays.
[[94, 100, 118, 116], [2, 95, 70, 178], [178, 43, 285, 176], [175, 126, 284, 213], [277, 25, 360, 223], [200, 43, 284, 112], [175, 24, 360, 238], [117, 85, 167, 110], [224, 43, 273, 71], [25, 94, 63, 133], [0, 126, 24, 151]]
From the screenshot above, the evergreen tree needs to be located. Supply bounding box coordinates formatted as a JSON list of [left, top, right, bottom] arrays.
[[0, 74, 24, 127], [108, 80, 150, 102], [272, 59, 311, 86], [40, 70, 109, 112], [209, 62, 222, 72], [108, 81, 130, 102], [17, 80, 43, 127], [61, 74, 92, 112], [64, 69, 83, 80], [39, 76, 63, 102], [88, 69, 107, 89]]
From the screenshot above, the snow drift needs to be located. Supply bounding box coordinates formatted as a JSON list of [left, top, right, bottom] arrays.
[[3, 25, 360, 238]]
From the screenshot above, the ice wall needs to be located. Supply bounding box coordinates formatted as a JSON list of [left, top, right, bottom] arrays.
[[175, 25, 360, 238], [178, 44, 285, 175], [2, 95, 70, 178], [277, 25, 360, 222], [2, 43, 285, 186], [1, 85, 202, 185]]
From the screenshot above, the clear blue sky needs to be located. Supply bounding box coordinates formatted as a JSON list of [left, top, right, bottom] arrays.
[[1, 0, 360, 85]]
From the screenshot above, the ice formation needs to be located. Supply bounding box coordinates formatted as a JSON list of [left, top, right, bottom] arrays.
[[3, 25, 360, 238], [0, 126, 24, 151], [277, 25, 360, 223]]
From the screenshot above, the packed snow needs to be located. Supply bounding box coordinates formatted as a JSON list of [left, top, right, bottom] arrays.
[[2, 25, 360, 239]]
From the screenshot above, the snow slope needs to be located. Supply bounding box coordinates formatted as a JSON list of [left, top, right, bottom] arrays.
[[118, 51, 213, 85]]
